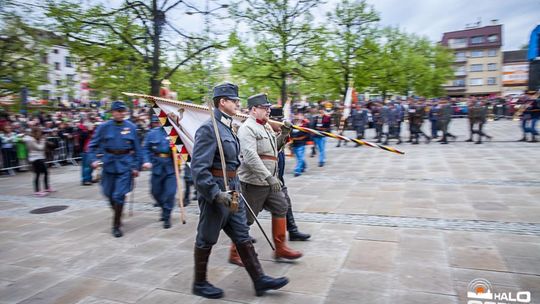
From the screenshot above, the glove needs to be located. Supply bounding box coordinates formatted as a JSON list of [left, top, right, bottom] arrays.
[[214, 191, 233, 208], [265, 175, 282, 193], [280, 120, 293, 136]]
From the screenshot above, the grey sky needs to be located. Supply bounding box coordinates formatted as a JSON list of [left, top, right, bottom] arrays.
[[313, 0, 540, 51], [103, 0, 540, 52]]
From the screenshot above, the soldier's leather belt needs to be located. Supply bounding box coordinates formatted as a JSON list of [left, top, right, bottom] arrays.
[[211, 168, 237, 178], [259, 155, 278, 161], [154, 153, 171, 158], [105, 149, 133, 155]]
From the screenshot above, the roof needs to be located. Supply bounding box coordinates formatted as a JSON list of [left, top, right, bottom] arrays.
[[441, 25, 502, 49]]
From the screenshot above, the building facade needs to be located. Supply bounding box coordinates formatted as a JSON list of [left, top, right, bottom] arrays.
[[37, 45, 91, 106], [502, 50, 529, 96], [441, 24, 503, 97]]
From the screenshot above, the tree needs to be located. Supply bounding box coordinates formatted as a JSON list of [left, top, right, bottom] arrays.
[[325, 0, 379, 97], [230, 0, 323, 103], [45, 0, 225, 97], [361, 27, 453, 99], [0, 6, 48, 99]]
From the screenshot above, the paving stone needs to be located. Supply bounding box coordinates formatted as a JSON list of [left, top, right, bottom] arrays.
[[396, 264, 456, 295], [135, 289, 199, 304], [17, 277, 105, 304], [91, 282, 153, 303], [449, 247, 508, 272], [0, 271, 70, 303]]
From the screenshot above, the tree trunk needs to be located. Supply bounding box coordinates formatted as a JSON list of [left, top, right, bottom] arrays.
[[280, 72, 287, 105], [150, 0, 161, 97]]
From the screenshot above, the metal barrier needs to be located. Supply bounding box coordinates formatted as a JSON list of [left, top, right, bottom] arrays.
[[1, 136, 81, 175]]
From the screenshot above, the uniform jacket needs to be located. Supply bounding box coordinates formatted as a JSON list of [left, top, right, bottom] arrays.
[[351, 109, 369, 128], [237, 116, 288, 186], [143, 127, 175, 176], [88, 119, 143, 174], [191, 109, 241, 202]]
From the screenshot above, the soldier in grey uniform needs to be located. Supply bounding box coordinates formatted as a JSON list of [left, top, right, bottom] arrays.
[[409, 99, 430, 144], [437, 98, 456, 144], [229, 93, 302, 265], [351, 103, 368, 146], [190, 83, 288, 299], [466, 99, 492, 144], [384, 102, 402, 145]]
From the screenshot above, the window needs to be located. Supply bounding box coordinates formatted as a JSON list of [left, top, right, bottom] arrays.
[[455, 51, 466, 61], [65, 56, 72, 68], [55, 79, 62, 86], [453, 79, 465, 86], [470, 50, 484, 58], [53, 49, 58, 54], [487, 77, 497, 85], [41, 54, 48, 64], [448, 38, 467, 48], [487, 49, 497, 57], [470, 78, 483, 86], [66, 74, 75, 86], [487, 35, 498, 43], [470, 64, 483, 72], [55, 62, 60, 70], [487, 63, 497, 71], [471, 36, 484, 44]]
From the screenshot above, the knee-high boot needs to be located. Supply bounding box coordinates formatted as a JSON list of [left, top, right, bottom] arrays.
[[192, 246, 224, 299], [112, 203, 123, 238], [272, 217, 302, 260], [236, 241, 289, 297]]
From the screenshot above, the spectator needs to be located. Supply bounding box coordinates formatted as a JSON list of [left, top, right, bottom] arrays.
[[1, 124, 19, 171], [24, 127, 54, 196]]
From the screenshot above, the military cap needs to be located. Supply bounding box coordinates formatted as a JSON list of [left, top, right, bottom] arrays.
[[247, 93, 272, 108], [212, 83, 240, 100], [110, 101, 127, 111]]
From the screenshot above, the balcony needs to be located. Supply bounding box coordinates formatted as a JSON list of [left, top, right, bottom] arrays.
[[454, 57, 467, 63], [454, 71, 466, 77]]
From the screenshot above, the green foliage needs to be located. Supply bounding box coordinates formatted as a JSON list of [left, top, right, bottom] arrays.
[[0, 11, 48, 98], [229, 0, 324, 103], [45, 0, 221, 98]]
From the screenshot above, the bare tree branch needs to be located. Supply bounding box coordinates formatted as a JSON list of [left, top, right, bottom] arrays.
[[162, 44, 220, 80]]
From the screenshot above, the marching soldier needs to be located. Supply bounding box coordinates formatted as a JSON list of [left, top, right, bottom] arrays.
[[351, 103, 368, 146], [142, 116, 176, 229], [466, 98, 492, 144], [228, 93, 303, 267], [437, 98, 456, 144], [384, 102, 402, 145], [191, 83, 288, 299], [409, 99, 430, 144], [89, 101, 143, 238]]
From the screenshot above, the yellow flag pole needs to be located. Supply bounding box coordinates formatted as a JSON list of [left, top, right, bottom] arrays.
[[172, 146, 186, 225]]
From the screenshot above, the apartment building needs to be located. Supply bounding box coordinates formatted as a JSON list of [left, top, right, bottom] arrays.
[[502, 50, 529, 96], [441, 23, 503, 97]]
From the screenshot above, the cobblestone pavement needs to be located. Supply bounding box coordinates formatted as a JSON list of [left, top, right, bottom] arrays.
[[0, 119, 539, 304]]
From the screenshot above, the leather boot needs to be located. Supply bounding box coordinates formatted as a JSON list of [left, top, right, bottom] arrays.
[[112, 203, 123, 238], [286, 207, 310, 241], [518, 136, 527, 142], [193, 246, 224, 299], [272, 217, 302, 260], [228, 243, 244, 267], [236, 241, 289, 297], [531, 135, 538, 143]]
